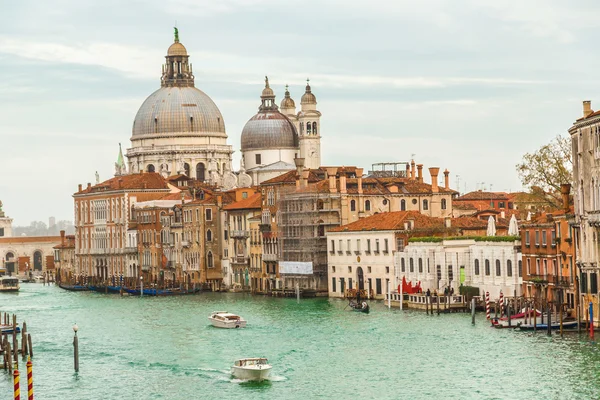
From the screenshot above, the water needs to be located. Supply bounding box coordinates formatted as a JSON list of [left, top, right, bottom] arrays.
[[0, 285, 599, 399]]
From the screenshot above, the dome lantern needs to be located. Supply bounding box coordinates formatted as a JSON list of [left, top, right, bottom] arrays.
[[161, 28, 194, 88], [259, 76, 277, 111], [280, 84, 296, 110], [301, 78, 317, 105]]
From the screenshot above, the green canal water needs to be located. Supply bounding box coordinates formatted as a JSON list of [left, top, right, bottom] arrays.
[[0, 285, 599, 399]]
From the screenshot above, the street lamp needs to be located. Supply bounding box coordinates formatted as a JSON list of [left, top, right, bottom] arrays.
[[140, 276, 144, 297], [73, 323, 79, 372]]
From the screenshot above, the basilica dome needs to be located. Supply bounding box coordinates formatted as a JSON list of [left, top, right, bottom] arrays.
[[241, 111, 298, 150], [132, 87, 226, 138]]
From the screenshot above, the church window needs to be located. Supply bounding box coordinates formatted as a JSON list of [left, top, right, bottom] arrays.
[[401, 199, 406, 211], [441, 198, 447, 210], [207, 229, 213, 242], [196, 163, 205, 181], [184, 163, 190, 177], [255, 154, 262, 165], [154, 117, 158, 133], [365, 200, 371, 211], [207, 251, 214, 268], [190, 116, 194, 130], [205, 208, 212, 221], [312, 122, 317, 135], [423, 200, 429, 210], [350, 200, 356, 211], [307, 122, 312, 134], [147, 164, 155, 173]]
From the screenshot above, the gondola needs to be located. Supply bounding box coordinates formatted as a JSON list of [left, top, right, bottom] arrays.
[[58, 283, 89, 292], [348, 300, 370, 313]]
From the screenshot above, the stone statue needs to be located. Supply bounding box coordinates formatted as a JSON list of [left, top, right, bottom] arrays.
[[177, 158, 185, 175], [160, 163, 170, 178], [95, 171, 100, 184], [240, 157, 246, 172], [174, 27, 179, 43]]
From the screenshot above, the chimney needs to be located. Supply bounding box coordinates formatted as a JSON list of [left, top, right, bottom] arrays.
[[417, 164, 423, 183], [326, 167, 338, 193], [583, 100, 593, 118], [501, 211, 505, 219], [405, 163, 410, 179], [78, 184, 82, 192], [117, 178, 123, 189], [561, 183, 571, 213], [301, 170, 310, 188], [294, 158, 305, 187], [411, 160, 416, 180], [444, 217, 451, 228], [217, 194, 223, 208], [444, 169, 449, 189], [60, 230, 65, 246], [87, 182, 91, 189], [356, 168, 364, 194], [339, 169, 347, 194], [429, 167, 440, 193]]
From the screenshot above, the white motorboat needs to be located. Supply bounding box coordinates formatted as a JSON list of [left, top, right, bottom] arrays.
[[0, 276, 20, 292], [231, 358, 272, 381], [208, 311, 247, 329]]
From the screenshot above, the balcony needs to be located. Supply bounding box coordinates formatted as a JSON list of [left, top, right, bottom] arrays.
[[232, 256, 249, 265], [589, 211, 600, 227], [231, 230, 250, 238], [182, 240, 190, 247], [525, 274, 548, 284], [554, 277, 571, 287], [124, 247, 137, 253], [263, 254, 277, 262], [165, 261, 174, 269], [141, 265, 151, 272]]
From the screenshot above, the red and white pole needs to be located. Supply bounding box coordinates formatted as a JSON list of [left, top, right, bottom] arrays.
[[499, 291, 504, 317], [485, 291, 490, 320]]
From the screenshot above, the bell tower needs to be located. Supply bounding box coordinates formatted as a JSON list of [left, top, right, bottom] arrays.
[[298, 79, 321, 169]]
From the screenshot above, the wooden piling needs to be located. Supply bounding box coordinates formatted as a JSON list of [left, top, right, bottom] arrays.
[[21, 322, 27, 359], [436, 295, 440, 315], [533, 299, 537, 332], [547, 306, 552, 337], [7, 342, 12, 373], [27, 335, 32, 358], [425, 296, 429, 315]]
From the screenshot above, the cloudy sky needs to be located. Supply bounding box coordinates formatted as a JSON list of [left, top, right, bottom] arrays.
[[0, 0, 597, 225]]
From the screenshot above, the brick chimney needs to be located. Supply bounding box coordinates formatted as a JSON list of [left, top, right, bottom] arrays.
[[429, 167, 440, 192], [78, 184, 82, 192], [417, 164, 423, 183], [583, 100, 593, 118], [405, 163, 410, 179], [87, 182, 91, 189], [411, 160, 416, 180], [355, 168, 364, 194], [339, 169, 347, 194], [301, 170, 310, 188], [561, 183, 571, 213], [60, 230, 65, 246], [326, 167, 338, 193], [294, 158, 305, 188], [444, 169, 449, 189]]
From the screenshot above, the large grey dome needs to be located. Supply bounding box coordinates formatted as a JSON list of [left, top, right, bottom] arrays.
[[241, 111, 298, 151], [132, 87, 226, 138]]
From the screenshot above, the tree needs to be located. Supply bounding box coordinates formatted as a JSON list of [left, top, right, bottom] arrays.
[[516, 135, 573, 208]]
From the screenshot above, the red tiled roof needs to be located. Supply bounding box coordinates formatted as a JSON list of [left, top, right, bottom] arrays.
[[0, 236, 62, 244], [261, 170, 322, 185], [75, 173, 170, 194], [223, 193, 262, 210], [160, 192, 192, 201], [455, 191, 510, 201], [330, 211, 444, 232]]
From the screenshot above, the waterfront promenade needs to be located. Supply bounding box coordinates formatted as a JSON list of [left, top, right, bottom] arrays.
[[0, 285, 599, 399]]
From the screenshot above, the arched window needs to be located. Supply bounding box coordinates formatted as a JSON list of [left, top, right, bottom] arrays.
[[418, 258, 423, 273], [401, 199, 406, 211], [409, 258, 414, 273], [317, 200, 324, 210], [196, 162, 205, 181], [206, 229, 212, 242], [207, 252, 214, 268], [307, 122, 312, 134], [507, 260, 513, 277], [312, 122, 317, 135], [474, 260, 480, 275], [496, 260, 501, 276], [184, 163, 190, 177], [147, 164, 155, 173], [350, 200, 356, 212], [423, 199, 429, 210], [441, 198, 447, 210], [365, 200, 371, 211], [33, 251, 43, 271], [485, 260, 490, 276], [401, 258, 405, 272]]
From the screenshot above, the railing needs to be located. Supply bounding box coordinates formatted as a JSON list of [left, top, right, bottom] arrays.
[[525, 274, 548, 283], [182, 240, 190, 247], [124, 247, 137, 253], [263, 254, 277, 261], [232, 257, 249, 265], [554, 276, 571, 287], [141, 265, 151, 271], [231, 230, 250, 238]]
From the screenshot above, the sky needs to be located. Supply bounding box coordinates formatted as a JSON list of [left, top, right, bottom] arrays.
[[0, 0, 598, 225]]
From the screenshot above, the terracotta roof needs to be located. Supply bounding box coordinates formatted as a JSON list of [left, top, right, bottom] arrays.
[[451, 215, 509, 229], [330, 211, 444, 232], [223, 193, 262, 210], [453, 203, 477, 210], [0, 236, 62, 244], [261, 170, 322, 185], [455, 191, 510, 201], [75, 173, 170, 195], [160, 192, 192, 201]]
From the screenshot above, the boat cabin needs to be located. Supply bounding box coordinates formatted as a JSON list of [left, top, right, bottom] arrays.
[[235, 358, 268, 367]]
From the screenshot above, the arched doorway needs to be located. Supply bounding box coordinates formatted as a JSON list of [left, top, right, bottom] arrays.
[[5, 252, 15, 275], [33, 251, 43, 271], [196, 162, 205, 181], [147, 164, 155, 173], [357, 267, 364, 290]]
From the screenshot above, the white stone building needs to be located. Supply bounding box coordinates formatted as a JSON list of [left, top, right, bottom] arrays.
[[241, 78, 322, 185], [0, 201, 13, 238], [395, 238, 523, 299]]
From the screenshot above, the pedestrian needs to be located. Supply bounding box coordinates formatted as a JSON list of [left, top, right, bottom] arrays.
[[426, 288, 431, 297]]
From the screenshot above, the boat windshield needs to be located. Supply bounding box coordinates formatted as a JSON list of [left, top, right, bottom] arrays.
[[1, 279, 18, 286]]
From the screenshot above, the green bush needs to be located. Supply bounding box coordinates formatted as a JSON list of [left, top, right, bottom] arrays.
[[409, 235, 520, 243]]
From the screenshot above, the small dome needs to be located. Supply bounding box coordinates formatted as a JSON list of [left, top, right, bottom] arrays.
[[280, 85, 295, 109], [262, 86, 274, 98], [241, 112, 298, 151], [301, 82, 317, 105], [167, 42, 188, 56]]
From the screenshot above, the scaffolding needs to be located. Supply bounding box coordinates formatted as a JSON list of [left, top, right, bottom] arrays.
[[277, 184, 341, 291]]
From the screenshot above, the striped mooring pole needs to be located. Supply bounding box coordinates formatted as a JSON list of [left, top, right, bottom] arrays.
[[26, 356, 33, 400], [499, 291, 504, 317], [13, 369, 20, 400], [485, 291, 490, 320]]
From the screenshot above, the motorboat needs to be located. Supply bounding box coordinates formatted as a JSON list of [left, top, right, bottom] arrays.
[[0, 276, 20, 293], [209, 311, 247, 329], [491, 309, 541, 328], [518, 320, 579, 331], [231, 358, 272, 381]]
